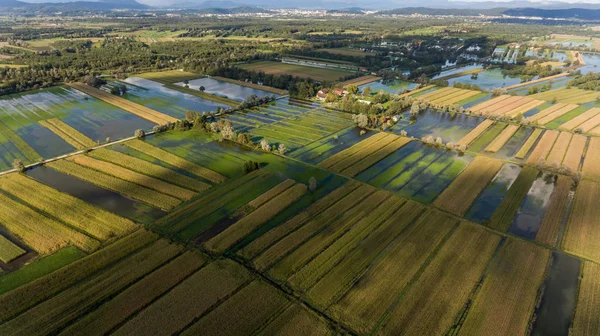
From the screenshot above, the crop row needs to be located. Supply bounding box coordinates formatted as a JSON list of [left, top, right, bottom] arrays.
[[47, 159, 181, 210], [484, 124, 519, 153], [340, 138, 412, 177], [536, 175, 574, 246], [89, 148, 210, 192], [456, 119, 495, 148], [302, 199, 424, 308], [69, 155, 195, 200], [39, 118, 96, 149], [526, 130, 559, 165], [0, 173, 136, 241], [125, 139, 226, 183], [529, 103, 578, 125], [0, 229, 157, 323], [62, 251, 207, 335], [0, 187, 100, 255], [571, 261, 600, 335], [558, 108, 600, 131], [515, 128, 543, 159], [328, 209, 457, 334], [0, 234, 25, 264], [563, 179, 600, 263], [238, 181, 362, 260], [0, 121, 39, 162], [252, 184, 376, 272], [488, 166, 539, 231], [530, 87, 600, 105], [205, 182, 308, 253], [0, 239, 184, 335], [68, 83, 178, 125], [459, 238, 550, 335]]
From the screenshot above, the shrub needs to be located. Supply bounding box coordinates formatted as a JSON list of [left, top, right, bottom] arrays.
[[12, 159, 25, 172], [134, 129, 145, 139], [242, 161, 260, 174]]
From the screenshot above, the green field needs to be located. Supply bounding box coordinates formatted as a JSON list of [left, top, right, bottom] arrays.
[[238, 61, 352, 82]]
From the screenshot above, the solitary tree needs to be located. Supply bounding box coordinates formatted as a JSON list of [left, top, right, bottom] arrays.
[[199, 86, 206, 92], [12, 159, 24, 172], [134, 129, 145, 139], [346, 84, 359, 95], [260, 139, 270, 151], [278, 143, 287, 155]]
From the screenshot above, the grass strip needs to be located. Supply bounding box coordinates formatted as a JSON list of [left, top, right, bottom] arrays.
[[89, 148, 210, 192], [0, 235, 25, 264], [125, 139, 226, 183], [515, 128, 543, 159]]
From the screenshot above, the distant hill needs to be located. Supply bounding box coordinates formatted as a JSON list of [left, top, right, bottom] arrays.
[[327, 7, 365, 14], [195, 6, 271, 14], [378, 7, 505, 16], [0, 0, 27, 7], [503, 8, 600, 20]]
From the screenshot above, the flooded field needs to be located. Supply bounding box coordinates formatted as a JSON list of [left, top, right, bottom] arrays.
[[123, 77, 228, 118], [356, 141, 474, 204], [178, 77, 277, 102], [391, 109, 481, 144], [0, 86, 156, 170], [359, 79, 417, 94], [26, 166, 166, 224], [466, 163, 522, 223], [509, 172, 556, 239]]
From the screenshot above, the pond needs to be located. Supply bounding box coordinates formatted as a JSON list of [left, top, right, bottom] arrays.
[[358, 80, 417, 95], [531, 252, 580, 336], [177, 77, 278, 102], [122, 77, 228, 118]]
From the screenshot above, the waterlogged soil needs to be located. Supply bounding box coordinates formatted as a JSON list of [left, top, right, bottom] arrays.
[[532, 252, 581, 336], [509, 172, 556, 239], [444, 68, 522, 90], [465, 163, 522, 223], [391, 109, 481, 144], [356, 141, 473, 204], [290, 126, 374, 165], [26, 166, 165, 224], [178, 77, 278, 102], [123, 77, 228, 118]]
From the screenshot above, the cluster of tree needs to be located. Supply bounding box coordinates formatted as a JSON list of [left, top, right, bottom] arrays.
[[238, 94, 277, 110], [568, 72, 600, 91], [453, 82, 482, 91], [526, 83, 553, 95], [500, 64, 562, 81]]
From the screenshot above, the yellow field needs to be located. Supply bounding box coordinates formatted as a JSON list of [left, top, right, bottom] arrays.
[[563, 134, 587, 172], [536, 175, 573, 246], [515, 129, 543, 159], [571, 261, 600, 335], [582, 138, 600, 181], [485, 125, 519, 153], [459, 238, 549, 336], [563, 180, 600, 263], [418, 87, 480, 106], [526, 130, 559, 165], [434, 156, 504, 216], [379, 223, 501, 335], [546, 131, 572, 165], [471, 96, 544, 117], [558, 108, 600, 131], [531, 88, 600, 105], [456, 119, 495, 148], [136, 70, 203, 84], [341, 75, 380, 87], [0, 235, 25, 264]]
